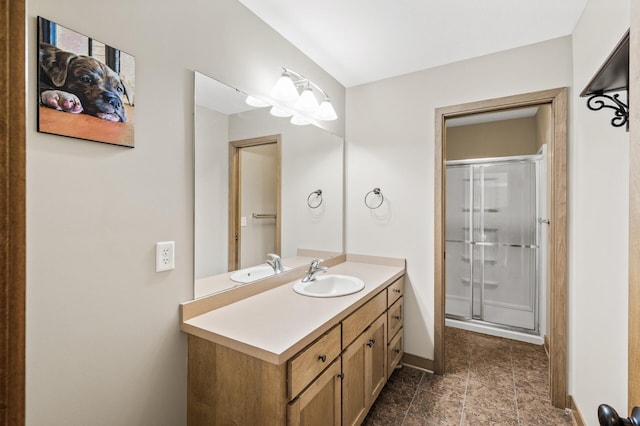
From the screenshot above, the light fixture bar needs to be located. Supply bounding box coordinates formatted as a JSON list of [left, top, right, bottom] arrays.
[[270, 67, 338, 121]]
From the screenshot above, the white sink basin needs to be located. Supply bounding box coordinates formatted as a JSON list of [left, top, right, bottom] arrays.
[[293, 274, 365, 298], [230, 264, 289, 283]]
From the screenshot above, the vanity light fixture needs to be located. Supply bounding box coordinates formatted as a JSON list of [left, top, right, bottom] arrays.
[[245, 95, 270, 108], [270, 106, 292, 118], [315, 98, 338, 121], [269, 67, 338, 122], [290, 115, 310, 126], [270, 69, 300, 101], [295, 84, 319, 114]]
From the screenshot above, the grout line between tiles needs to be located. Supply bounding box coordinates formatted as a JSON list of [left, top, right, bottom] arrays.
[[510, 343, 522, 425], [400, 370, 426, 426], [459, 356, 471, 426]]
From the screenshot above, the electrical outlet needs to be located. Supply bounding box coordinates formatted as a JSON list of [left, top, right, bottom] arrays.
[[156, 241, 175, 272]]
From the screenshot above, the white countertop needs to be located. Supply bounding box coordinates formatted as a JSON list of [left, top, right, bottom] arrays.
[[182, 259, 405, 364]]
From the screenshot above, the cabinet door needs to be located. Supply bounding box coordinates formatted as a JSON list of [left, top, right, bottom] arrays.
[[288, 359, 341, 426], [342, 314, 388, 426], [367, 314, 387, 404]]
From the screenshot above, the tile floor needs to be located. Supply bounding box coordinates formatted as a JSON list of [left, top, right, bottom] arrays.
[[363, 326, 573, 425]]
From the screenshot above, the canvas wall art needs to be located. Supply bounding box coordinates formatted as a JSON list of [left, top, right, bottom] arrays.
[[37, 17, 136, 147]]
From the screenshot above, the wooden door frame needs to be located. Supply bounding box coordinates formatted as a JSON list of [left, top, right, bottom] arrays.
[[1, 0, 26, 423], [228, 135, 282, 271], [629, 2, 640, 412], [434, 88, 568, 408]]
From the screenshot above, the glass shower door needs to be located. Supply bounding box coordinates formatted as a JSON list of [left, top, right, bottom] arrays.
[[445, 165, 473, 319], [474, 161, 537, 330]]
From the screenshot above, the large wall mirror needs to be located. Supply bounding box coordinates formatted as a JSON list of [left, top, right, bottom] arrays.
[[194, 71, 344, 298]]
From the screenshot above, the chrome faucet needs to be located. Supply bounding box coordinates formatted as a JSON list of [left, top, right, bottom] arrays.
[[266, 253, 284, 274], [302, 259, 328, 283]]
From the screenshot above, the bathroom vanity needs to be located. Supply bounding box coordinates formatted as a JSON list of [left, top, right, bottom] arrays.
[[180, 254, 405, 425]]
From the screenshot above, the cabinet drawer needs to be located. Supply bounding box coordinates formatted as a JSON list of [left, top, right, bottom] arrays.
[[342, 291, 386, 347], [288, 325, 341, 399], [387, 297, 403, 342], [387, 277, 404, 307], [387, 328, 403, 379]]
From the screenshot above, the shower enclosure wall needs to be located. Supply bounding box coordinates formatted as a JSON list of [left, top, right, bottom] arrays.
[[445, 155, 544, 339]]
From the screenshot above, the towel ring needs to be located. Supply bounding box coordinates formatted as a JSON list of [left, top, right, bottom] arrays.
[[364, 188, 384, 209], [307, 189, 323, 209]]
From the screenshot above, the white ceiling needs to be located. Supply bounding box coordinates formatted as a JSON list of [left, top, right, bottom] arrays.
[[237, 0, 588, 87]]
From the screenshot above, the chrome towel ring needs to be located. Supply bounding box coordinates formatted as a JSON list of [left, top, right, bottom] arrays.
[[364, 188, 384, 209], [307, 189, 323, 209]]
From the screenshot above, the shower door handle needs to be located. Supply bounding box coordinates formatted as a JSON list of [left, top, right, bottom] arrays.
[[597, 404, 640, 425], [538, 217, 550, 225]]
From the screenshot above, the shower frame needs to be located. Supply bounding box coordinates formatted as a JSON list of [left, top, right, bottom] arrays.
[[445, 154, 543, 336]]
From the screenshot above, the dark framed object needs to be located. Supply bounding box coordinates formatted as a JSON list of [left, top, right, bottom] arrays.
[[37, 17, 136, 147]]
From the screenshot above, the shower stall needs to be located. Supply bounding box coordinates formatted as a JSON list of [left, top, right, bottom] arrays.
[[445, 154, 545, 341]]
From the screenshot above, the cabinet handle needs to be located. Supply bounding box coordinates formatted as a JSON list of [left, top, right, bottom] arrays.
[[394, 349, 401, 354], [318, 354, 327, 362], [366, 339, 375, 348], [393, 315, 401, 320], [337, 373, 344, 379], [393, 289, 401, 294]]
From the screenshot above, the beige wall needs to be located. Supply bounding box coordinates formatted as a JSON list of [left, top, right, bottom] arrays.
[[346, 36, 573, 362], [570, 0, 630, 420], [25, 0, 344, 424], [446, 116, 538, 160]]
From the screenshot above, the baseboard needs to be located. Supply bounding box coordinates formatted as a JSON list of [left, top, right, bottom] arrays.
[[401, 352, 434, 372], [568, 395, 587, 426], [544, 335, 550, 358]]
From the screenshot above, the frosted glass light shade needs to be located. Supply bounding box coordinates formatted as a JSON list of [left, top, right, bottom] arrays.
[[295, 87, 319, 114], [270, 106, 292, 118], [270, 73, 299, 102], [290, 115, 310, 126], [314, 99, 338, 121], [245, 95, 269, 107]]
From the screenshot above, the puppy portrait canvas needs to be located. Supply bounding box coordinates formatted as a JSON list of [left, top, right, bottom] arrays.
[[37, 17, 135, 147]]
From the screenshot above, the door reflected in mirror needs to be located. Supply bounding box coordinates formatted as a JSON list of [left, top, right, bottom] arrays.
[[194, 71, 344, 298]]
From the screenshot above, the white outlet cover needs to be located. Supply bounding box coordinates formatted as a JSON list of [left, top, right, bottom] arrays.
[[156, 241, 175, 272]]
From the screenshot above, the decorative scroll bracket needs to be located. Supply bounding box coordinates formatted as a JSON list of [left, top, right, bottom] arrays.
[[586, 92, 629, 130], [580, 29, 630, 131]]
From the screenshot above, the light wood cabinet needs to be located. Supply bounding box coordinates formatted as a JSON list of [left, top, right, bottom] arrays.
[[386, 279, 404, 380], [341, 313, 387, 426], [187, 276, 404, 426], [387, 297, 403, 340], [387, 328, 403, 379]]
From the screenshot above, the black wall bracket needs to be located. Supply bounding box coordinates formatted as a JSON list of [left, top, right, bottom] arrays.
[[580, 29, 630, 131]]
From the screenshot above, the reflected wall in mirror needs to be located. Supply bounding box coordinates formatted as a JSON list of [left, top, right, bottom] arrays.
[[194, 71, 344, 298]]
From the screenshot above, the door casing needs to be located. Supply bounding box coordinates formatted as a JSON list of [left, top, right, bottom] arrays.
[[1, 0, 26, 422], [434, 88, 568, 408]]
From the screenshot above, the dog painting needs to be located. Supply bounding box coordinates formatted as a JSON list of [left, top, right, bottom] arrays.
[[37, 17, 135, 147]]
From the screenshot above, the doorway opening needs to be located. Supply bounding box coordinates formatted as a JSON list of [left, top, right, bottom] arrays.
[[434, 88, 568, 408], [228, 135, 281, 271]]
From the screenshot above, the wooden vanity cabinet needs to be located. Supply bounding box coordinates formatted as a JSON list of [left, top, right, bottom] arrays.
[[186, 276, 404, 426]]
